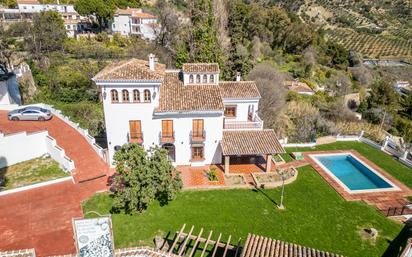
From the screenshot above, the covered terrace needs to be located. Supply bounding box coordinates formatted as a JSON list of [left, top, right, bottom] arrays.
[[220, 129, 285, 174]]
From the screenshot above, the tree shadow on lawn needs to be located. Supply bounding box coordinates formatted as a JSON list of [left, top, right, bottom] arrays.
[[252, 186, 279, 206], [382, 220, 412, 257]]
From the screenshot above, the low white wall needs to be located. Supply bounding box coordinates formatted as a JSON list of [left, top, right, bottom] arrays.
[[0, 131, 47, 168], [45, 135, 75, 171], [29, 103, 107, 163], [0, 131, 75, 172]]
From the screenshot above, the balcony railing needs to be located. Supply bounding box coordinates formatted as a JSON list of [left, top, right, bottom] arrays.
[[190, 130, 206, 143], [159, 131, 175, 143], [224, 114, 263, 130], [128, 132, 143, 144]]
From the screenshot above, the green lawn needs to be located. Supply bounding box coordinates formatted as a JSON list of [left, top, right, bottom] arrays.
[[0, 157, 68, 190], [83, 165, 406, 257], [285, 141, 412, 188]]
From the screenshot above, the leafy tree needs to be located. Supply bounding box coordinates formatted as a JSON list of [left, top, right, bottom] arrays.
[[74, 0, 116, 29], [27, 11, 67, 56], [368, 80, 399, 129], [111, 144, 182, 213], [188, 0, 223, 65]]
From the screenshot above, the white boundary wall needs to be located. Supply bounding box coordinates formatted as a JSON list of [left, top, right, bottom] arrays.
[[4, 103, 108, 163], [281, 131, 412, 169], [0, 130, 75, 171]]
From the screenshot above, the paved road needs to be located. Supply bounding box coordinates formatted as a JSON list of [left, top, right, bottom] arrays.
[[0, 111, 109, 256]]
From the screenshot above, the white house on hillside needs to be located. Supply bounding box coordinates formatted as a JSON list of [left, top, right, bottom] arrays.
[[110, 8, 159, 40], [93, 55, 284, 171], [0, 0, 91, 38]]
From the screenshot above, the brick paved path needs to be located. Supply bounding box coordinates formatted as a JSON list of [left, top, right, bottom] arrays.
[[0, 111, 109, 256]]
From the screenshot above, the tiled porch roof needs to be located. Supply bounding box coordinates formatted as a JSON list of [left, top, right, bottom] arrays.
[[219, 81, 261, 99], [221, 129, 285, 156], [241, 233, 345, 257]]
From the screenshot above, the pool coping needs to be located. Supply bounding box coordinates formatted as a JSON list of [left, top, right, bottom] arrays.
[[302, 150, 412, 204], [309, 152, 401, 194]]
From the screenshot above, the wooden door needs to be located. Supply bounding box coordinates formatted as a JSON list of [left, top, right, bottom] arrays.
[[192, 119, 204, 137], [162, 120, 173, 137], [129, 120, 141, 138]]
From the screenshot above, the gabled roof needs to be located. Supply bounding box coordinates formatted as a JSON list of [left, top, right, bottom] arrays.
[[16, 0, 40, 4], [115, 8, 157, 19], [241, 234, 345, 257], [182, 63, 219, 73], [285, 80, 314, 94], [156, 72, 224, 113], [93, 59, 165, 82], [219, 81, 261, 99], [221, 130, 285, 155]]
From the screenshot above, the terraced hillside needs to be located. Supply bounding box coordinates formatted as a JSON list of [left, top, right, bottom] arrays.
[[326, 28, 412, 61]]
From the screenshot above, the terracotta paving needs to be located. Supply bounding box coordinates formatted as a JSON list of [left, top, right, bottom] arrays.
[[178, 165, 225, 188], [0, 111, 110, 256], [302, 150, 412, 213]]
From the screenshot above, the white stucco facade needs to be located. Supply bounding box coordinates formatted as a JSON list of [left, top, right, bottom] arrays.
[[17, 3, 75, 13], [110, 8, 159, 40], [94, 58, 266, 168]]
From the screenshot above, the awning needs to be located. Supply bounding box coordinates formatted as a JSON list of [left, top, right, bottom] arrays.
[[221, 129, 285, 156]]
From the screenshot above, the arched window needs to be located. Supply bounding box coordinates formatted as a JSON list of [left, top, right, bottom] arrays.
[[202, 74, 207, 83], [144, 89, 151, 102], [189, 74, 194, 84], [210, 75, 214, 83], [111, 90, 119, 103], [196, 74, 201, 83], [122, 89, 129, 102], [133, 89, 140, 102]]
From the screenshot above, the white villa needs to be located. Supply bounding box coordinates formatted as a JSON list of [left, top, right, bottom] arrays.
[[93, 55, 284, 172], [0, 0, 91, 38], [110, 8, 159, 40]]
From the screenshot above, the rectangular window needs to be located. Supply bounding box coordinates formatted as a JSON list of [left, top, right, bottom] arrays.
[[192, 119, 204, 137], [192, 146, 204, 160], [224, 106, 236, 118], [162, 120, 173, 138], [129, 120, 142, 139]]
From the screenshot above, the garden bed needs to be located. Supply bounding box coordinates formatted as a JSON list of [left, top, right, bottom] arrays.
[[272, 154, 286, 165], [253, 168, 298, 188], [0, 156, 68, 191], [224, 174, 246, 186]]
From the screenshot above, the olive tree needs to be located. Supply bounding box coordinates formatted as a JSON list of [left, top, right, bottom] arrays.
[[111, 144, 182, 213]]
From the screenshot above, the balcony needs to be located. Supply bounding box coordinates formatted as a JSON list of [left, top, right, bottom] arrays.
[[159, 131, 175, 144], [190, 130, 206, 143], [128, 132, 143, 144], [223, 114, 263, 130]]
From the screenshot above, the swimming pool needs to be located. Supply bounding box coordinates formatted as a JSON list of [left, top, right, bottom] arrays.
[[310, 153, 399, 193]]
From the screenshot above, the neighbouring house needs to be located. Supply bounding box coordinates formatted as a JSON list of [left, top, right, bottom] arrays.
[[110, 7, 159, 40], [93, 55, 285, 170], [0, 70, 21, 106], [394, 81, 411, 96], [0, 0, 91, 38], [284, 80, 315, 96]]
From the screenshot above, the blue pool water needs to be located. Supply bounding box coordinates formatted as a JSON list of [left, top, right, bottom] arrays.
[[314, 154, 393, 190]]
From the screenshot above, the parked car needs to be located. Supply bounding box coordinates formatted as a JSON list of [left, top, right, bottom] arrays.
[[8, 106, 52, 121]]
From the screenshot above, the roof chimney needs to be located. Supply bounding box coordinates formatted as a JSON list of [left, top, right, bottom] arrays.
[[149, 53, 155, 71], [236, 72, 241, 82]]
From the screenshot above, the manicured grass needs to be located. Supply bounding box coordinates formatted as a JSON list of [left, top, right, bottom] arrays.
[[0, 157, 68, 190], [280, 153, 295, 163], [83, 166, 404, 257], [285, 141, 412, 188]]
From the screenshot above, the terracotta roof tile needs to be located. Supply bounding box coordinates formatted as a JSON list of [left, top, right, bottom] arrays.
[[93, 59, 165, 82], [219, 81, 261, 99], [115, 8, 157, 19], [284, 81, 314, 94], [221, 130, 285, 155], [241, 234, 345, 257], [182, 63, 219, 73], [16, 0, 40, 4], [156, 72, 224, 113]]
